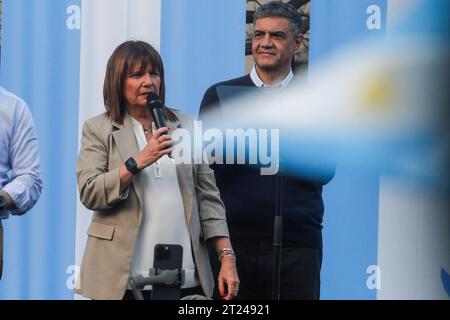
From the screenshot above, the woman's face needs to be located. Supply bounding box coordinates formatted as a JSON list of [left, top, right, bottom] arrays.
[[123, 62, 161, 108]]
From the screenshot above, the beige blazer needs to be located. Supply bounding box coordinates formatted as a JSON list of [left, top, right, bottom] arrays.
[[75, 111, 229, 300]]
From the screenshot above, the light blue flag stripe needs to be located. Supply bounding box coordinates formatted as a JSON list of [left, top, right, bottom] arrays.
[[310, 0, 387, 64], [310, 0, 387, 300], [0, 0, 81, 299], [161, 0, 247, 116]]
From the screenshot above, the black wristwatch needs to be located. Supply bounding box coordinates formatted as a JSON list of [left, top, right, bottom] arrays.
[[125, 157, 141, 175], [0, 191, 5, 211]]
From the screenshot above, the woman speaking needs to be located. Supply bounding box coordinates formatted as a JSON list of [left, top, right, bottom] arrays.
[[76, 40, 239, 300]]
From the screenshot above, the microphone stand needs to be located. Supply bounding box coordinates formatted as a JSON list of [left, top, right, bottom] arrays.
[[272, 165, 283, 300]]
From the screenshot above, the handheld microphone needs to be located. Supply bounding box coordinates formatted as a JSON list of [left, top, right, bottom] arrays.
[[147, 92, 172, 158], [147, 92, 166, 129]]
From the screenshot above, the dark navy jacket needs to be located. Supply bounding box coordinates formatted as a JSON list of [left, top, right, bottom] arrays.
[[199, 75, 333, 247]]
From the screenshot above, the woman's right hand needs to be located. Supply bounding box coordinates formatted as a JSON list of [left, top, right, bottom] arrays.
[[135, 127, 172, 170]]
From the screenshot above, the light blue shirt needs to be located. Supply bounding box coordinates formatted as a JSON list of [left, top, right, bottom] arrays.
[[0, 87, 42, 218]]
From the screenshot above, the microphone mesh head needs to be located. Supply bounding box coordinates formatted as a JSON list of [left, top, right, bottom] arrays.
[[147, 92, 162, 109]]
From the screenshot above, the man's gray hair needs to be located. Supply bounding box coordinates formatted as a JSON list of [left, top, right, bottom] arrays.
[[254, 1, 303, 37]]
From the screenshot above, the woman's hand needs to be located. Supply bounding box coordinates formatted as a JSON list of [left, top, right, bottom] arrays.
[[218, 255, 240, 300], [135, 127, 172, 169], [119, 127, 172, 192]]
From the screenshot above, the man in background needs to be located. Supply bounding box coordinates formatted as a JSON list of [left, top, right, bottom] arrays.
[[0, 86, 42, 279], [199, 1, 332, 299]]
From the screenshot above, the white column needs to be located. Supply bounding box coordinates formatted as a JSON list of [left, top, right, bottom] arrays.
[[378, 177, 449, 299], [377, 0, 450, 299], [127, 0, 161, 48]]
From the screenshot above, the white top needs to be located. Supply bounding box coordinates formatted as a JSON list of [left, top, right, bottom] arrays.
[[129, 117, 199, 289], [250, 65, 294, 88]]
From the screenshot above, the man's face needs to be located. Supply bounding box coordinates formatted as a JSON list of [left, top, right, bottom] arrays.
[[252, 17, 302, 73]]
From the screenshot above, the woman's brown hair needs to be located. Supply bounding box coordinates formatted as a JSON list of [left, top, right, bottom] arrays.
[[103, 40, 178, 124]]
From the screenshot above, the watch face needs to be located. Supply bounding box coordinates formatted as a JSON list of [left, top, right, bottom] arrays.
[[126, 157, 136, 168], [0, 194, 5, 210], [125, 157, 140, 175]]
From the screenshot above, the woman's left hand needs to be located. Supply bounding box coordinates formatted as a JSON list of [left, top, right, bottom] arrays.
[[217, 255, 240, 300]]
